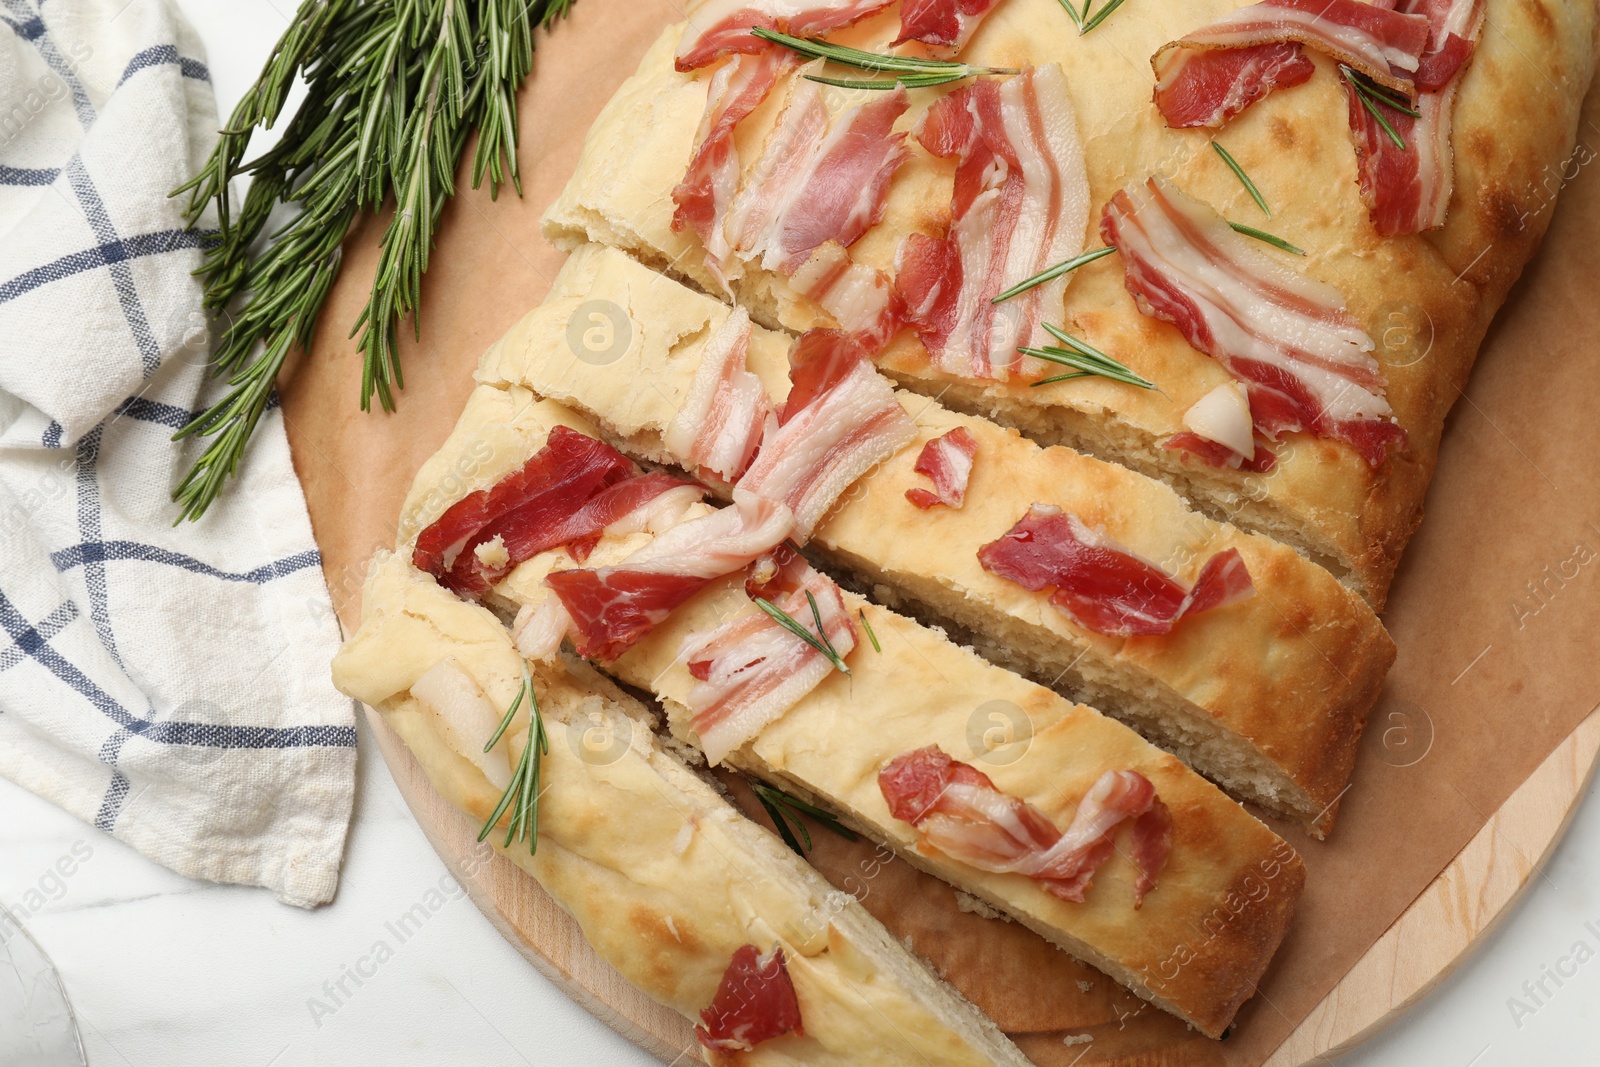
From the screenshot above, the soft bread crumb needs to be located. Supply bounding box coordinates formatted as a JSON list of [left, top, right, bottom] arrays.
[[1076, 980, 1093, 993], [473, 534, 510, 570], [1063, 1034, 1092, 1047], [955, 890, 1010, 922]]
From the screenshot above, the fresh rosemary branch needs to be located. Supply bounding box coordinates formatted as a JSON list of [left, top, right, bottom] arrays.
[[1080, 0, 1131, 34], [1340, 66, 1415, 151], [751, 27, 1017, 90], [858, 609, 881, 654], [1021, 322, 1156, 389], [1228, 221, 1306, 256], [755, 595, 851, 674], [170, 0, 574, 522], [478, 667, 549, 855], [992, 247, 1116, 304], [1057, 0, 1085, 31], [752, 781, 858, 855], [1211, 141, 1271, 218]]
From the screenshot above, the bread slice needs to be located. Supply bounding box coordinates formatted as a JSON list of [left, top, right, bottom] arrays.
[[541, 5, 1600, 609], [401, 381, 1304, 1037], [478, 244, 1394, 834], [333, 548, 1033, 1067]]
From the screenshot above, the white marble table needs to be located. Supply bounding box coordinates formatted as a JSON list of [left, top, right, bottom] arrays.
[[1, 1, 1595, 1064]]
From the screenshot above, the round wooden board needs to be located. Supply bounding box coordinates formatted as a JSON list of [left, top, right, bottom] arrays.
[[367, 701, 1600, 1066]]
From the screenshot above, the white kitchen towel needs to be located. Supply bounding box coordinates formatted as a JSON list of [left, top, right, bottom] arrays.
[[0, 0, 356, 908]]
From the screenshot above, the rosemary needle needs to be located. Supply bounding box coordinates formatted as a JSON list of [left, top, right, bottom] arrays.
[[1026, 322, 1158, 389], [859, 609, 881, 654], [478, 667, 549, 855], [992, 246, 1117, 303], [1080, 0, 1132, 34], [170, 0, 576, 522], [1228, 221, 1307, 256], [1211, 141, 1271, 219], [1057, 0, 1085, 31], [752, 27, 1017, 90], [755, 596, 851, 674], [1340, 66, 1414, 150], [752, 781, 858, 855]]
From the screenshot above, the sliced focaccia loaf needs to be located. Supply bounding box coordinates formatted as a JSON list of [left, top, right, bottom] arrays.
[[398, 380, 1304, 1038], [332, 547, 1032, 1067], [542, 0, 1598, 607], [477, 243, 1393, 834]]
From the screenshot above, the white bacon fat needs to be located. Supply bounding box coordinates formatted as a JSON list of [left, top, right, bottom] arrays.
[[895, 64, 1091, 381], [682, 561, 856, 765], [665, 307, 771, 482]]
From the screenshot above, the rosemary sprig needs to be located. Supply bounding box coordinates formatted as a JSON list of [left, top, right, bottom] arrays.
[[752, 781, 858, 855], [1211, 141, 1271, 218], [1057, 0, 1085, 31], [755, 595, 851, 675], [859, 609, 881, 653], [1228, 221, 1306, 256], [169, 0, 574, 522], [751, 27, 1017, 90], [1340, 66, 1415, 150], [478, 667, 549, 855], [1080, 0, 1131, 34], [991, 246, 1116, 304], [1021, 322, 1156, 389]]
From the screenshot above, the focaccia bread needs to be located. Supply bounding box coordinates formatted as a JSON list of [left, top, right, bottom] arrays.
[[542, 0, 1599, 608], [332, 477, 1031, 1065], [409, 384, 1305, 1038], [478, 243, 1394, 834]]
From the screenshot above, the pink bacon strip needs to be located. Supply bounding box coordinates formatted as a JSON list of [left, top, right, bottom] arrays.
[[665, 307, 772, 484], [1153, 41, 1315, 129], [695, 945, 804, 1051], [1152, 0, 1431, 104], [728, 80, 910, 276], [879, 746, 1172, 907], [894, 0, 1005, 51], [895, 64, 1091, 381], [905, 426, 978, 510], [737, 333, 916, 541], [676, 0, 894, 71], [683, 555, 856, 764], [1101, 177, 1408, 466], [412, 427, 698, 599], [977, 505, 1255, 637], [543, 491, 793, 661], [1348, 0, 1483, 235], [673, 50, 798, 290], [788, 240, 902, 351]]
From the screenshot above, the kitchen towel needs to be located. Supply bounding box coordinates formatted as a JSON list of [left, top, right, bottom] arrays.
[[0, 0, 355, 908]]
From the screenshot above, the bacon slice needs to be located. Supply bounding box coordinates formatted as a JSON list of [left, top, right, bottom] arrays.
[[665, 308, 772, 483], [695, 944, 804, 1051], [894, 0, 1005, 50], [1152, 0, 1431, 104], [1101, 177, 1409, 466], [557, 472, 703, 564], [544, 491, 794, 661], [895, 65, 1091, 381], [905, 427, 977, 510], [878, 746, 1171, 906], [673, 50, 797, 290], [414, 427, 639, 598], [977, 505, 1255, 637], [1165, 432, 1278, 474], [788, 240, 902, 351], [1347, 0, 1483, 235], [737, 340, 916, 540], [728, 80, 910, 275], [511, 598, 574, 662], [675, 0, 894, 70], [683, 560, 856, 764], [1152, 41, 1315, 129]]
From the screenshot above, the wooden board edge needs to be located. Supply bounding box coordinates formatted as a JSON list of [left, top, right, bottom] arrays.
[[1267, 702, 1600, 1066], [362, 705, 701, 1065]]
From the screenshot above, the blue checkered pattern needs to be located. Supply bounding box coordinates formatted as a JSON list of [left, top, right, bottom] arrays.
[[0, 0, 357, 909]]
